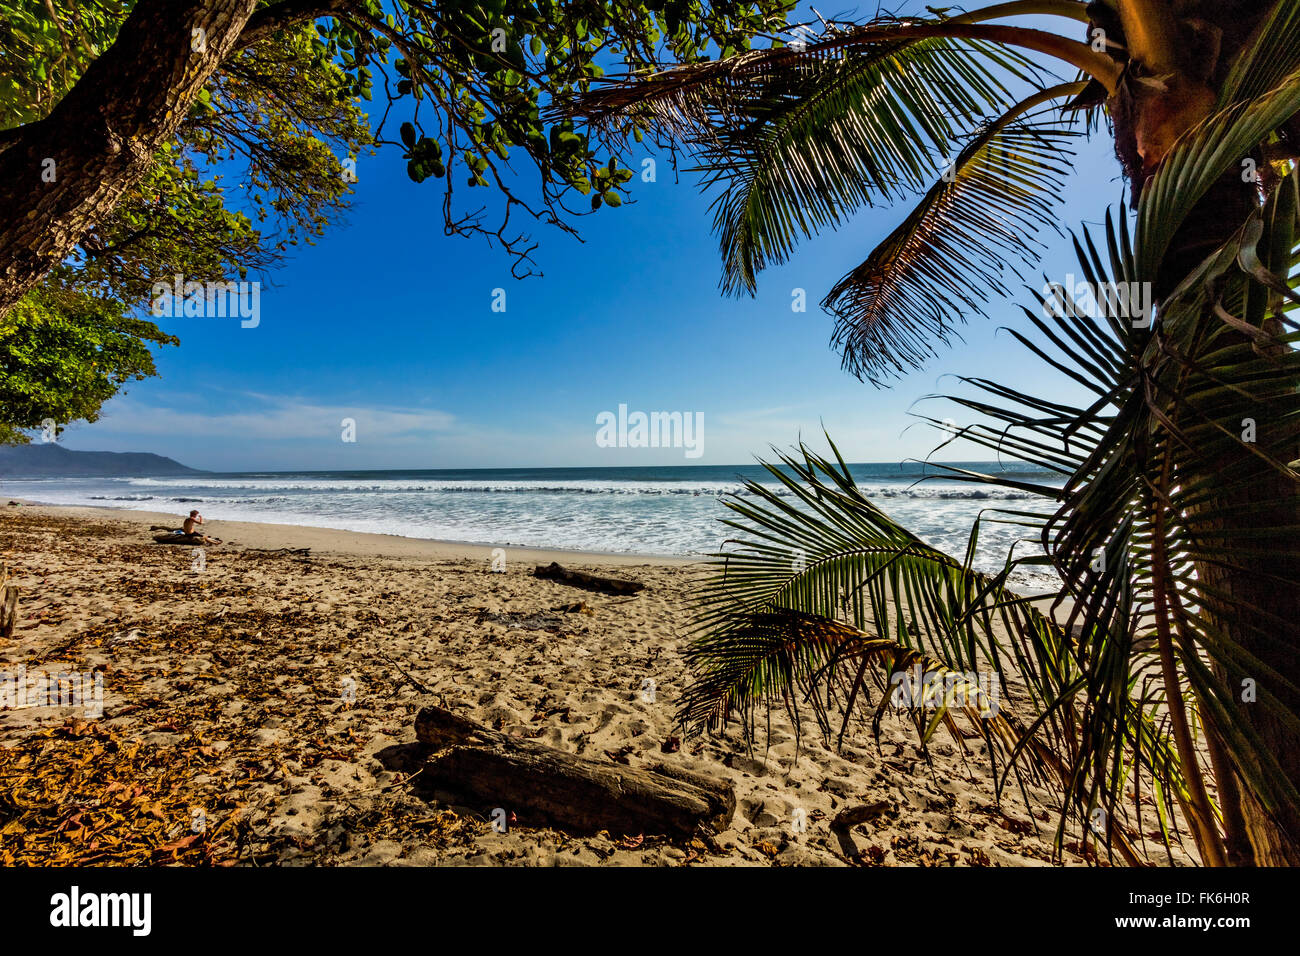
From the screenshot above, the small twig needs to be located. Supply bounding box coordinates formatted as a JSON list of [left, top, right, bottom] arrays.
[[382, 655, 437, 695]]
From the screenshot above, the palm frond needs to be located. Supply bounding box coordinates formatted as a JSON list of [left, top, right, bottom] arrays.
[[685, 437, 1187, 861], [681, 607, 1032, 764], [702, 37, 1045, 297], [569, 16, 1049, 296], [825, 82, 1085, 384], [1217, 0, 1300, 106], [685, 157, 1300, 860], [919, 186, 1300, 859], [1137, 65, 1300, 280]]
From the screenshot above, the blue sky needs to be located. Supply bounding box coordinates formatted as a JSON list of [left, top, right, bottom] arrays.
[[59, 5, 1128, 472]]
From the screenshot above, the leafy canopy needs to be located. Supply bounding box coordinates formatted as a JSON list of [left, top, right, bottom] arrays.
[[0, 284, 177, 444], [0, 0, 795, 439]]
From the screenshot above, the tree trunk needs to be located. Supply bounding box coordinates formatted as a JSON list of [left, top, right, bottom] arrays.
[[1168, 174, 1300, 867], [1190, 399, 1300, 866], [0, 0, 259, 316], [1189, 211, 1300, 865], [1156, 174, 1300, 867], [1105, 1, 1300, 865], [0, 562, 18, 640]]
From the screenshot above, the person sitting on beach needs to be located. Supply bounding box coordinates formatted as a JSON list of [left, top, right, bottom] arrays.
[[169, 510, 220, 544]]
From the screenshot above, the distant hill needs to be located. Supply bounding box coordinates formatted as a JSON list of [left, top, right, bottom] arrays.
[[0, 444, 203, 477]]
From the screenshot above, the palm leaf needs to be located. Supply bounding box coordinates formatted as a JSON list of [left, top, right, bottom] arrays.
[[919, 186, 1300, 859], [1136, 64, 1300, 280], [1217, 0, 1300, 106], [685, 437, 1187, 861], [700, 36, 1045, 296], [569, 16, 1049, 296], [687, 153, 1300, 859], [825, 82, 1085, 384]]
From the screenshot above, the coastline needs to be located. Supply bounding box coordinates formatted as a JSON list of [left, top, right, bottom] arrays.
[[4, 500, 1064, 612], [4, 500, 699, 568]]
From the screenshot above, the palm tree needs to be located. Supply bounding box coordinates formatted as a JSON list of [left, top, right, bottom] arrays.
[[566, 0, 1300, 865]]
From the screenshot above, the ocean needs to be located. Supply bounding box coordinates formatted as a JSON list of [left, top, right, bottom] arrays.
[[3, 461, 1063, 591]]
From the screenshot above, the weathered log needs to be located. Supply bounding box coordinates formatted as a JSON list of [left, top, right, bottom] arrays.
[[151, 532, 208, 546], [0, 582, 19, 640], [532, 562, 644, 596], [415, 705, 732, 835]]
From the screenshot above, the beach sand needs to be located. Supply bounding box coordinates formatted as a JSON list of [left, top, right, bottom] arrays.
[[0, 502, 1187, 866]]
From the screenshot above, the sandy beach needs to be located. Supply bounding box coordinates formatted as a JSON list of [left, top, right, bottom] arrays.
[[0, 501, 1184, 866]]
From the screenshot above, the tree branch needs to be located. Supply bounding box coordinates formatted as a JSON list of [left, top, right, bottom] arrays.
[[237, 0, 352, 49], [0, 0, 261, 315], [833, 22, 1124, 94], [952, 1, 1092, 26], [1116, 0, 1183, 75]]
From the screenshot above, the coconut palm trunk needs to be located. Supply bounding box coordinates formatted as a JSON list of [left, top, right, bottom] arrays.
[[1111, 3, 1300, 865]]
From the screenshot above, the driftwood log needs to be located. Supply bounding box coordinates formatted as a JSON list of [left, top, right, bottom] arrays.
[[415, 705, 732, 835], [532, 562, 644, 596], [151, 532, 208, 546], [0, 563, 18, 640]]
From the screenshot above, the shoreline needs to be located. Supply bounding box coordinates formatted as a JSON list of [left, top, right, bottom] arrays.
[[5, 500, 699, 568], [6, 500, 1065, 610]]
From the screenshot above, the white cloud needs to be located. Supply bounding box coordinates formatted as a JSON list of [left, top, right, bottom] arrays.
[[94, 393, 456, 442], [59, 390, 987, 470]]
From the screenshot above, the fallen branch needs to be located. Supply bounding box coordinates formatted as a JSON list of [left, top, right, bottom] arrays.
[[415, 705, 732, 836], [382, 655, 438, 696], [151, 533, 219, 546], [532, 562, 644, 596]]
